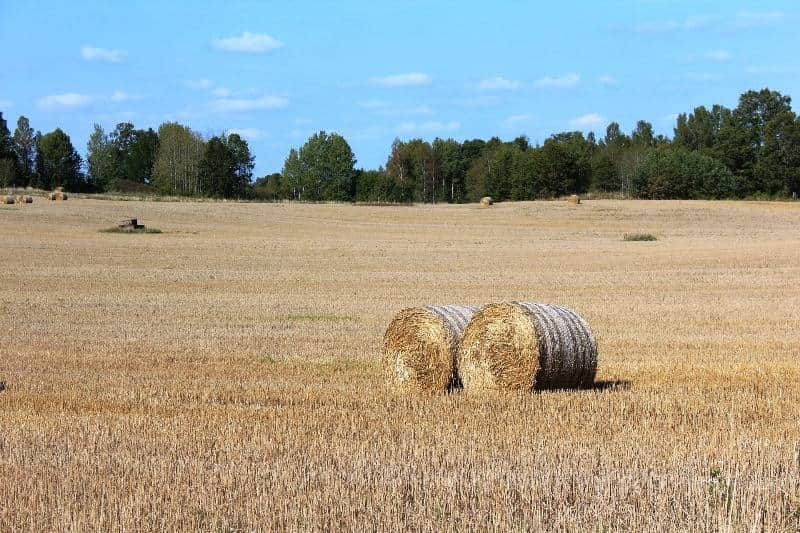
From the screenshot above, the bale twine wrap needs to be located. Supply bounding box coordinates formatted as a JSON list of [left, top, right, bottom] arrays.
[[458, 302, 597, 392], [382, 304, 478, 393]]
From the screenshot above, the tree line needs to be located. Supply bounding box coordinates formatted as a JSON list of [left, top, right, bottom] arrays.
[[0, 116, 254, 198], [2, 87, 798, 201]]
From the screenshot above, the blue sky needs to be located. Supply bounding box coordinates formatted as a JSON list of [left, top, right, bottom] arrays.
[[1, 1, 798, 177]]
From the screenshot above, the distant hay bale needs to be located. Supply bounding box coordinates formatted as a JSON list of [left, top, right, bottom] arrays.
[[458, 302, 597, 392], [48, 192, 57, 201], [23, 195, 33, 203], [50, 190, 68, 201], [3, 195, 14, 204], [568, 194, 581, 204], [55, 186, 63, 192], [382, 304, 478, 393], [480, 196, 493, 207], [15, 195, 24, 204]]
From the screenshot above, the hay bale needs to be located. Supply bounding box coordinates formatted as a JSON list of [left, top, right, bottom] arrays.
[[480, 196, 493, 207], [48, 192, 57, 201], [23, 195, 33, 203], [15, 195, 24, 204], [382, 304, 478, 393], [55, 186, 63, 192], [568, 194, 581, 204], [3, 195, 14, 204], [458, 302, 597, 392]]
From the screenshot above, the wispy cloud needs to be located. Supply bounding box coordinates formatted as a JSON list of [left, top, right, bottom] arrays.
[[705, 50, 731, 61], [211, 87, 232, 97], [733, 11, 784, 28], [358, 100, 432, 115], [37, 93, 92, 110], [599, 75, 617, 86], [534, 73, 580, 88], [110, 91, 131, 103], [209, 95, 288, 113], [81, 45, 127, 63], [186, 79, 214, 90], [569, 113, 604, 128], [502, 114, 534, 127], [213, 32, 283, 53], [397, 120, 460, 134], [228, 127, 265, 139], [478, 76, 520, 90], [634, 11, 785, 33], [370, 72, 431, 87]]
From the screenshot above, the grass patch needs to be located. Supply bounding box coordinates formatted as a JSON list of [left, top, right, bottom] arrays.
[[100, 226, 162, 234], [623, 233, 657, 241]]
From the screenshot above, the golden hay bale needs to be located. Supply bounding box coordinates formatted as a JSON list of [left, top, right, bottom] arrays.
[[3, 195, 14, 204], [382, 304, 478, 393], [48, 192, 57, 201], [23, 195, 33, 203], [568, 194, 581, 204], [480, 196, 493, 207], [458, 302, 597, 392], [15, 195, 24, 204]]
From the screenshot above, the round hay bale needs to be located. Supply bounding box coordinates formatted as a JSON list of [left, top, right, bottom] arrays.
[[23, 195, 33, 203], [382, 304, 478, 393], [3, 195, 14, 204], [55, 186, 63, 192], [458, 302, 597, 392], [480, 196, 493, 207], [568, 194, 581, 204], [48, 192, 57, 201]]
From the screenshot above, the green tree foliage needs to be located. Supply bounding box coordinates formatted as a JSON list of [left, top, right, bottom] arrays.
[[198, 133, 254, 198], [37, 128, 84, 191], [280, 131, 355, 201], [152, 123, 205, 196], [631, 146, 736, 199], [86, 124, 117, 191], [0, 112, 18, 187], [12, 116, 36, 187], [110, 123, 159, 185]]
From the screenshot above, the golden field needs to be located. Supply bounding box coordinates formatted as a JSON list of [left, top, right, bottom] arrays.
[[1, 197, 799, 531]]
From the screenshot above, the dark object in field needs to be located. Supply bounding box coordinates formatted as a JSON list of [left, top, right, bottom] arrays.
[[118, 218, 145, 231], [623, 233, 657, 241], [0, 381, 6, 392]]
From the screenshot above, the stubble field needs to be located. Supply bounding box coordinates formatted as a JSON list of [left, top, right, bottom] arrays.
[[1, 197, 799, 531]]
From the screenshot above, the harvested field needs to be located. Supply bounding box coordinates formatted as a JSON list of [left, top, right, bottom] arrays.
[[1, 198, 800, 530]]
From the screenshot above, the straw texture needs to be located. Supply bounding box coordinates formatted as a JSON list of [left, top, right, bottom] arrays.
[[382, 304, 478, 393], [458, 302, 597, 392]]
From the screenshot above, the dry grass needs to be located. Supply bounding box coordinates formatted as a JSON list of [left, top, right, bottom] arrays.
[[1, 198, 800, 530]]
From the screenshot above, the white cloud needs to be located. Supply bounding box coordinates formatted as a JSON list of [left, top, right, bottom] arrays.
[[358, 100, 432, 115], [705, 50, 731, 61], [81, 46, 127, 63], [599, 75, 617, 85], [186, 79, 214, 90], [478, 76, 520, 90], [733, 11, 784, 28], [369, 72, 431, 87], [211, 87, 232, 97], [569, 113, 604, 128], [228, 127, 264, 139], [209, 95, 288, 113], [37, 93, 92, 110], [634, 15, 716, 33], [502, 114, 534, 127], [397, 120, 460, 134], [534, 73, 580, 88], [110, 91, 130, 102], [213, 32, 283, 53]]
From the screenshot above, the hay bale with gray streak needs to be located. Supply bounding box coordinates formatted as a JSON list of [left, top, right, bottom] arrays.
[[382, 305, 478, 393], [568, 194, 581, 204], [458, 302, 597, 392], [480, 196, 493, 207], [3, 195, 14, 204]]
